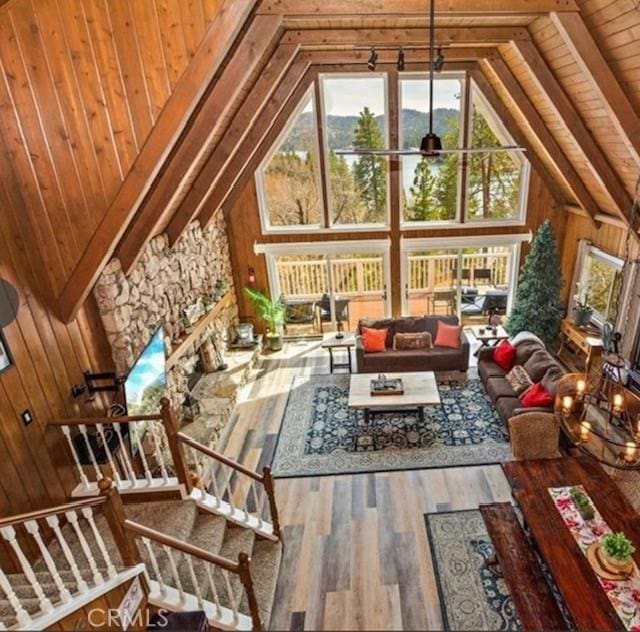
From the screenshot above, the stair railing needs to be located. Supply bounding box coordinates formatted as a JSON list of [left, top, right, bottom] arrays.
[[121, 518, 262, 631], [0, 491, 141, 630], [177, 433, 281, 540], [48, 398, 192, 498]]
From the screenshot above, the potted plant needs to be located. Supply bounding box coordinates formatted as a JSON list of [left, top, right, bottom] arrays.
[[202, 295, 215, 312], [244, 287, 286, 352], [601, 532, 636, 572], [573, 300, 593, 327], [570, 487, 595, 521]]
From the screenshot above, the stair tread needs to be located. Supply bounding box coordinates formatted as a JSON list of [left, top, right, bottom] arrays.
[[125, 499, 198, 542], [189, 513, 227, 557], [241, 539, 283, 628]]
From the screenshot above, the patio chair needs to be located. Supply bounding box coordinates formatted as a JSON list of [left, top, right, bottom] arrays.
[[483, 290, 508, 315], [432, 289, 456, 315], [473, 268, 493, 287], [315, 294, 351, 333], [284, 299, 317, 334]]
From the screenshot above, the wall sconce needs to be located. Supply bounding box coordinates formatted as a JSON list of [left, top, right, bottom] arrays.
[[397, 47, 405, 71], [248, 267, 256, 284], [367, 47, 378, 71]]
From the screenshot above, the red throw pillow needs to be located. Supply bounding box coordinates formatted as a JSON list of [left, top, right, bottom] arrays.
[[362, 327, 387, 353], [493, 340, 517, 371], [434, 321, 462, 349], [520, 382, 554, 408]]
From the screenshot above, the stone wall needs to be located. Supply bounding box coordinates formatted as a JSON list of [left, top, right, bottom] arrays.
[[94, 213, 238, 409]]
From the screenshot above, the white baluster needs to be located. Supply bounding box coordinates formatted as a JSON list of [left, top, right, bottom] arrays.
[[24, 520, 71, 603], [95, 423, 122, 487], [80, 507, 117, 580], [149, 421, 170, 484], [163, 546, 185, 604], [113, 423, 137, 486], [190, 447, 206, 501], [185, 557, 204, 609], [79, 424, 103, 482], [205, 565, 220, 614], [66, 511, 104, 586], [0, 526, 53, 614], [131, 422, 153, 485], [223, 470, 235, 516], [46, 515, 88, 594], [142, 538, 167, 597], [209, 466, 222, 508], [61, 425, 90, 490], [0, 565, 31, 628], [222, 570, 238, 622]]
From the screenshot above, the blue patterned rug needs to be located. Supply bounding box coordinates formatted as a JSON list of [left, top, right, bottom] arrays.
[[426, 510, 574, 631], [271, 374, 512, 477]]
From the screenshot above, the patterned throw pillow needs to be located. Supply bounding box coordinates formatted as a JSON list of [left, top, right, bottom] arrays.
[[393, 331, 433, 351], [505, 365, 533, 395]]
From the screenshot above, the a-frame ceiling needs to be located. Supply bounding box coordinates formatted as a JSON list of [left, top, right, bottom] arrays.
[[1, 0, 637, 323]]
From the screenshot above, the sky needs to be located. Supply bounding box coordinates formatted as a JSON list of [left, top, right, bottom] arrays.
[[320, 76, 461, 117]]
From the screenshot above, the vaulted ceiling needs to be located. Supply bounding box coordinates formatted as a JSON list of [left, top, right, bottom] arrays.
[[0, 0, 638, 323]]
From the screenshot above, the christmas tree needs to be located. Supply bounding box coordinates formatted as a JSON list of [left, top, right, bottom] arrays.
[[506, 220, 565, 343]]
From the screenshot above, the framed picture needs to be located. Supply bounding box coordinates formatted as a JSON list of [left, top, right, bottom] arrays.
[[0, 330, 12, 374]]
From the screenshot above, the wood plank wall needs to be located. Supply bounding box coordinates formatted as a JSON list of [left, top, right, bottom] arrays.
[[0, 0, 221, 299], [226, 169, 563, 325]]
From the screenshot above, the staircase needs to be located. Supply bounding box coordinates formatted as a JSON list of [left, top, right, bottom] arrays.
[[0, 405, 284, 631]]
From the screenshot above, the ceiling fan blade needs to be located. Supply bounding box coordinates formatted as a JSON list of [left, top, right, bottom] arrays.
[[334, 146, 527, 157]]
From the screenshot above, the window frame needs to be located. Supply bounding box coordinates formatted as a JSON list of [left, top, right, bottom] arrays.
[[398, 71, 466, 229], [319, 72, 391, 230], [255, 85, 325, 234]]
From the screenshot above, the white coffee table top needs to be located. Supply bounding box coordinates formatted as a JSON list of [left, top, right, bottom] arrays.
[[348, 371, 440, 409]]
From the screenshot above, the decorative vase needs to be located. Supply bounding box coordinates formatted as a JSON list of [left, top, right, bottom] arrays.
[[573, 306, 593, 327]]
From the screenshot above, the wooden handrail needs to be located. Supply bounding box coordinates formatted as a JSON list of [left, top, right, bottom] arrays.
[[177, 433, 264, 482], [0, 496, 106, 529], [122, 519, 241, 574], [48, 413, 162, 427]]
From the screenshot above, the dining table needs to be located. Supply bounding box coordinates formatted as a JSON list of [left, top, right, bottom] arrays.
[[502, 456, 640, 630]]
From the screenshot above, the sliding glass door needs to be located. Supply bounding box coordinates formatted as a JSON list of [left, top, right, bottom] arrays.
[[402, 238, 522, 325], [265, 242, 391, 337]]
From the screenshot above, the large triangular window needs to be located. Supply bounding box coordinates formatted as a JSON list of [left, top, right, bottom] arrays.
[[465, 81, 529, 222], [256, 87, 323, 230]]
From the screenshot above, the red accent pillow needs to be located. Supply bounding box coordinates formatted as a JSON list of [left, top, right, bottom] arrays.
[[362, 327, 388, 353], [433, 321, 462, 349], [520, 382, 554, 408], [493, 340, 517, 371]]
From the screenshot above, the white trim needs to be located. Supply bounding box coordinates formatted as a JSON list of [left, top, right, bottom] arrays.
[[255, 238, 391, 256], [16, 566, 146, 631], [400, 231, 532, 251]]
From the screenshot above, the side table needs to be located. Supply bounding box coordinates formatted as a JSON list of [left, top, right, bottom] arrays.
[[321, 333, 355, 373]]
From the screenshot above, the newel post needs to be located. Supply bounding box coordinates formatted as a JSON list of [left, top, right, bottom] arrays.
[[98, 478, 141, 566], [160, 397, 192, 494], [238, 552, 262, 632], [262, 466, 281, 539]]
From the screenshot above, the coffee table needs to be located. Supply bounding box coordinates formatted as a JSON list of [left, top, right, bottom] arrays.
[[470, 324, 509, 356], [347, 371, 441, 424]]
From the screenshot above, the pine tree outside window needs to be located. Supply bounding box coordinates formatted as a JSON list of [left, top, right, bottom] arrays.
[[400, 75, 463, 224], [256, 88, 323, 230], [321, 75, 389, 226]]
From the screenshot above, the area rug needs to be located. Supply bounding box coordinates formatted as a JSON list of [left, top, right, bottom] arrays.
[[270, 374, 511, 477], [425, 510, 573, 631]]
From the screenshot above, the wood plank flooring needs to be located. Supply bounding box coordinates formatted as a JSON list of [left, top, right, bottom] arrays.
[[218, 340, 513, 631]]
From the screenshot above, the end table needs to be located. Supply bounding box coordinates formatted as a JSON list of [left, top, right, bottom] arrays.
[[321, 333, 355, 373]]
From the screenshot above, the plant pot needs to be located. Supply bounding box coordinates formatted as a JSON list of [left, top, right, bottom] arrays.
[[601, 548, 633, 574], [573, 307, 593, 327], [266, 334, 283, 352], [576, 505, 595, 521]]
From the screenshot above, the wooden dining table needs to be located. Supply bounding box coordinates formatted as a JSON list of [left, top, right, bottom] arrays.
[[502, 457, 640, 631]]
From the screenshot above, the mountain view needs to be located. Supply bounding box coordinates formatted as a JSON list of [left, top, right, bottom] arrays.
[[282, 108, 459, 151]]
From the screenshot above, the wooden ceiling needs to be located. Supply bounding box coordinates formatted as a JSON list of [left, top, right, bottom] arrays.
[[0, 0, 638, 323]]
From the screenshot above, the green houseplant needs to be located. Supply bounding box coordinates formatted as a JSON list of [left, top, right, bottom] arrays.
[[570, 487, 595, 521], [601, 532, 636, 570], [244, 287, 286, 351]]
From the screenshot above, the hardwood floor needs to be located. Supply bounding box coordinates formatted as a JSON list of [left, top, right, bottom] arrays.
[[218, 340, 513, 631]]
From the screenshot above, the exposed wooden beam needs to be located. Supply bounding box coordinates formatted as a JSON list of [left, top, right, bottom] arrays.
[[298, 48, 496, 64], [171, 63, 314, 243], [550, 11, 640, 167], [565, 205, 629, 231], [258, 0, 578, 15], [284, 27, 530, 46], [511, 40, 634, 226], [469, 68, 568, 207], [480, 55, 599, 226], [116, 19, 287, 275], [55, 0, 258, 323]]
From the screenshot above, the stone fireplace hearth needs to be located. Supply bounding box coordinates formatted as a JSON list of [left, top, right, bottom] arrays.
[[94, 214, 240, 431]]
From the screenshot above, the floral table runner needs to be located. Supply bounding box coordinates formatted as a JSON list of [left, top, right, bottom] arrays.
[[549, 486, 640, 629]]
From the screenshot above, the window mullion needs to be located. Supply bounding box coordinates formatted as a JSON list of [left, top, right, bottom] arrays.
[[314, 77, 331, 229], [458, 73, 473, 224]]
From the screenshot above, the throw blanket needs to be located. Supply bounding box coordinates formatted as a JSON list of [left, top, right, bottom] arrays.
[[509, 330, 545, 348]]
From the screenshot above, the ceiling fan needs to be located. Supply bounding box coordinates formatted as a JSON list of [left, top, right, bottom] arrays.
[[334, 0, 526, 159]]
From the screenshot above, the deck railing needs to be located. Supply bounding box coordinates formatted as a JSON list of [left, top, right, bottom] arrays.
[[276, 253, 510, 298]]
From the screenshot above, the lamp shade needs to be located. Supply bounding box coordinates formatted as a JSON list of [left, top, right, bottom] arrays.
[[420, 133, 442, 156]]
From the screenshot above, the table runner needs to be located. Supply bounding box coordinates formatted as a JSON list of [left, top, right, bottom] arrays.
[[549, 485, 640, 630]]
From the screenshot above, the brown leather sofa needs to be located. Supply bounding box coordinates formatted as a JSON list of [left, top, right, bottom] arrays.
[[478, 338, 565, 427], [355, 316, 470, 373]]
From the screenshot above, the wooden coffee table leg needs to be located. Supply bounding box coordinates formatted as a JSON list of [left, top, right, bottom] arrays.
[[364, 408, 371, 424], [418, 406, 425, 423]]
